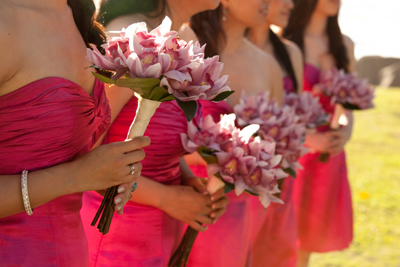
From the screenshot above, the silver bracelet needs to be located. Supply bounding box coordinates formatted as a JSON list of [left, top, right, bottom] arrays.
[[21, 170, 33, 216]]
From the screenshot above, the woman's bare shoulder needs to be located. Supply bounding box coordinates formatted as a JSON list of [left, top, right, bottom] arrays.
[[178, 23, 199, 43], [342, 34, 355, 51], [0, 5, 20, 90], [105, 14, 150, 32], [282, 39, 302, 58]]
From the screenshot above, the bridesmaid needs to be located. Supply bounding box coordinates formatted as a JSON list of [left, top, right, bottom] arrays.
[[0, 0, 148, 266], [80, 1, 229, 266], [283, 0, 356, 266], [246, 0, 303, 266], [186, 1, 284, 266]]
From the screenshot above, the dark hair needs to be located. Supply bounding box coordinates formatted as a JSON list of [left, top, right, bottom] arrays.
[[190, 5, 226, 58], [283, 0, 349, 72], [67, 0, 107, 52], [99, 0, 168, 26], [269, 29, 298, 92]]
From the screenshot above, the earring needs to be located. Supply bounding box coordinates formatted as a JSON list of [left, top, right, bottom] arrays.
[[222, 8, 227, 21]]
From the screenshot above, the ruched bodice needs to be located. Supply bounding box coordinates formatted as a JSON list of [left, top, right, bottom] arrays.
[[0, 77, 110, 175], [0, 77, 110, 267], [104, 99, 188, 185]]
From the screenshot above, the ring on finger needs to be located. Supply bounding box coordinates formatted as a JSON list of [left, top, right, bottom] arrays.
[[129, 165, 135, 175]]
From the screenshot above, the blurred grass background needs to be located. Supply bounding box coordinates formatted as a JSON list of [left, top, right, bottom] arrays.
[[310, 88, 400, 266]]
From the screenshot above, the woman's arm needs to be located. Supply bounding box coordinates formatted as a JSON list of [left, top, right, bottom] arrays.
[[0, 137, 150, 218]]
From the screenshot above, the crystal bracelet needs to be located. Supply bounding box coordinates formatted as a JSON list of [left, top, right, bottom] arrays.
[[21, 170, 33, 216]]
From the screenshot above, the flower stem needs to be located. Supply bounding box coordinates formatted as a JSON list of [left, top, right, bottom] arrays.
[[91, 185, 117, 235], [169, 226, 199, 267]]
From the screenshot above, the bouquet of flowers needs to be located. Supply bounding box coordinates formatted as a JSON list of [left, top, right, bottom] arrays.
[[284, 92, 330, 131], [316, 68, 375, 161], [87, 17, 233, 234], [235, 92, 307, 178], [170, 114, 287, 267]]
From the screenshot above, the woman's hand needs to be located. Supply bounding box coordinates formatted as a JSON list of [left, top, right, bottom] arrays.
[[159, 184, 213, 232], [70, 136, 150, 194], [326, 126, 352, 157], [304, 131, 331, 153], [182, 177, 229, 224]]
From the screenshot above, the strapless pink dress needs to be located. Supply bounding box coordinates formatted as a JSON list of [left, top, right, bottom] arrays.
[[186, 100, 253, 267], [248, 76, 297, 267], [81, 99, 190, 267], [0, 77, 110, 267], [292, 64, 353, 252]]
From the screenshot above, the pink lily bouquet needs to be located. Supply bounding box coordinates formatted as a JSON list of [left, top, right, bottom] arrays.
[[316, 68, 375, 161], [284, 92, 330, 131], [319, 68, 375, 111], [234, 92, 308, 178], [170, 114, 287, 267], [87, 17, 233, 234]]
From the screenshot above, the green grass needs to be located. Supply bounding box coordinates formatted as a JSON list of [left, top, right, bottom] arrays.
[[310, 87, 400, 267]]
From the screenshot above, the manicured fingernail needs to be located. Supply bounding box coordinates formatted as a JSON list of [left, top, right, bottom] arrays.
[[211, 196, 214, 201], [118, 187, 125, 193], [203, 191, 208, 195], [116, 205, 122, 211], [203, 227, 208, 231], [210, 213, 215, 218], [115, 198, 121, 204], [211, 204, 216, 209]]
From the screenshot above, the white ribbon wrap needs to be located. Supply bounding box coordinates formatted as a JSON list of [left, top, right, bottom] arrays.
[[127, 95, 161, 139]]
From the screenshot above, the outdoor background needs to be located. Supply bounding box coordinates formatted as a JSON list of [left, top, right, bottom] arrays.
[[310, 1, 400, 266], [94, 1, 400, 265]]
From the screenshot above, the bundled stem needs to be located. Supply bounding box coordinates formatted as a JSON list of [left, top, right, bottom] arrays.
[[169, 226, 200, 267], [91, 185, 118, 235]]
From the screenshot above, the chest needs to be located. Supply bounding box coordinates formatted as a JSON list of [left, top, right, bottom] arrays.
[[221, 55, 272, 105]]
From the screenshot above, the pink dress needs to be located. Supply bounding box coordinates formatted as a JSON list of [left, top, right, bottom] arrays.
[[248, 77, 297, 267], [186, 100, 253, 267], [0, 77, 110, 267], [292, 64, 353, 252], [81, 99, 190, 267]]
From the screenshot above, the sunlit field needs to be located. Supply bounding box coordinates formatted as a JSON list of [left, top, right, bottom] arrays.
[[310, 88, 400, 267]]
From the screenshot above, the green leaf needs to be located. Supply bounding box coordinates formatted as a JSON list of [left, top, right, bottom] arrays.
[[175, 99, 197, 122], [245, 189, 259, 196], [283, 167, 297, 178], [148, 86, 171, 101], [92, 72, 116, 85], [159, 94, 176, 102], [210, 91, 235, 102], [115, 78, 161, 97], [224, 181, 235, 194], [341, 102, 361, 110]]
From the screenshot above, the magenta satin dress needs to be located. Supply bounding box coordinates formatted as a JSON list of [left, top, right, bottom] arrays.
[[81, 99, 190, 267], [0, 77, 110, 267], [186, 100, 253, 267], [292, 64, 353, 252], [248, 77, 298, 267]]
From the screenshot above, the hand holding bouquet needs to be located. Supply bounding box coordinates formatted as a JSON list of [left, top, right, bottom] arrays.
[[171, 113, 287, 267], [315, 68, 375, 161], [87, 17, 233, 234]]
